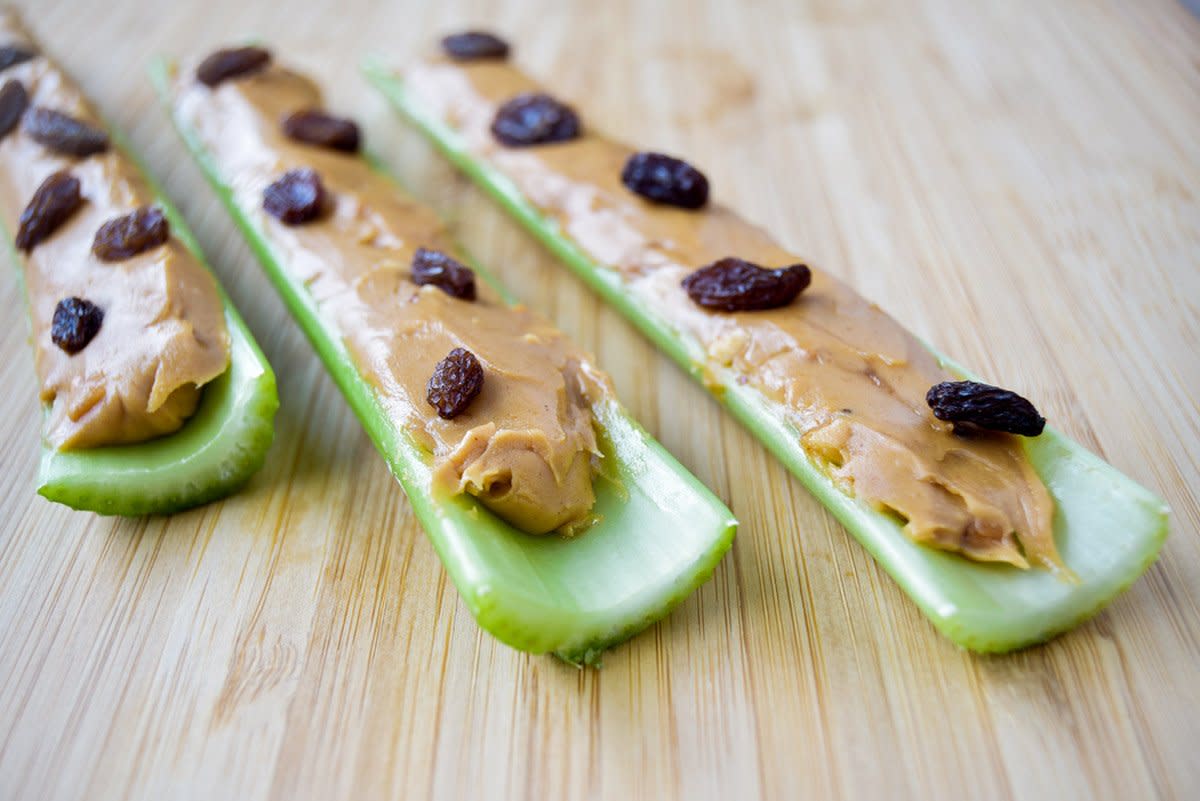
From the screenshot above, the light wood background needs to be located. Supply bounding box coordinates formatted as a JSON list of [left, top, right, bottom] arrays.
[[2, 1, 1197, 799]]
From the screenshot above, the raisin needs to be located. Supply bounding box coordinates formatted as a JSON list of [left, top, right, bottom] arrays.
[[263, 168, 327, 225], [16, 170, 82, 252], [621, 151, 709, 209], [51, 297, 103, 354], [682, 257, 811, 311], [411, 247, 476, 301], [0, 44, 36, 74], [92, 205, 170, 262], [490, 92, 581, 147], [441, 31, 510, 61], [0, 79, 28, 140], [196, 46, 271, 87], [926, 381, 1046, 437], [23, 107, 109, 157], [427, 347, 484, 419], [282, 109, 360, 153]]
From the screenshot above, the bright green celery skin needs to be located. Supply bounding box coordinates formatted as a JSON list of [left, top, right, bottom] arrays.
[[151, 60, 736, 663], [4, 126, 277, 516], [364, 61, 1170, 653]]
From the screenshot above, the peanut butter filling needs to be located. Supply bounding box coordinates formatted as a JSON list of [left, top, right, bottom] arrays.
[[404, 57, 1062, 570], [173, 63, 604, 535], [0, 12, 229, 450]]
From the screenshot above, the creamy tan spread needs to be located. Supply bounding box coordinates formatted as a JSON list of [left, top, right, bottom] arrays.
[[0, 11, 229, 450], [403, 57, 1062, 570], [173, 62, 605, 535]]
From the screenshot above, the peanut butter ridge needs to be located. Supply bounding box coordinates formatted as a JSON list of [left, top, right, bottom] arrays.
[[403, 57, 1061, 569], [172, 62, 604, 535], [0, 12, 229, 450]]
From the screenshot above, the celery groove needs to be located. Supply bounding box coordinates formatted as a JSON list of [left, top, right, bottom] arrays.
[[364, 60, 1169, 653], [153, 60, 736, 663]]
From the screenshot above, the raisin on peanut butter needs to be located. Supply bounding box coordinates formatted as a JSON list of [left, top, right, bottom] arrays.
[[263, 168, 327, 225], [490, 93, 580, 147], [16, 170, 82, 252], [23, 107, 109, 157], [682, 257, 811, 311], [926, 381, 1046, 437], [0, 44, 36, 74], [196, 46, 271, 87], [282, 109, 360, 153], [411, 247, 476, 301], [427, 347, 484, 419], [0, 79, 27, 139], [441, 31, 510, 61], [621, 152, 709, 209], [51, 297, 103, 354], [92, 206, 170, 262]]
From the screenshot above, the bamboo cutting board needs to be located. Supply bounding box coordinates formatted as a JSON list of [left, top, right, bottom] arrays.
[[1, 1, 1197, 799]]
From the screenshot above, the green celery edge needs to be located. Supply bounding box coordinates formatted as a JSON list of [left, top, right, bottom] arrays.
[[364, 60, 1170, 653], [151, 59, 736, 663], [3, 115, 277, 517]]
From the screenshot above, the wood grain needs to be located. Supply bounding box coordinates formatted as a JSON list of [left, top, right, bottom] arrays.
[[2, 1, 1198, 799]]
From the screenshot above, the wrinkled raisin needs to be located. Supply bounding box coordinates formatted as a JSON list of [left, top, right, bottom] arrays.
[[23, 107, 109, 157], [0, 44, 36, 73], [0, 79, 28, 140], [621, 151, 709, 209], [411, 247, 476, 301], [51, 297, 103, 354], [92, 205, 170, 262], [682, 257, 811, 311], [263, 168, 327, 225], [427, 347, 484, 419], [196, 46, 271, 87], [926, 381, 1045, 437], [16, 170, 82, 252], [490, 92, 581, 147], [282, 109, 360, 153], [441, 31, 510, 61]]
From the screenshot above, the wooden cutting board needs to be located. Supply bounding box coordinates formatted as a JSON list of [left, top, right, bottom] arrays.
[[2, 1, 1197, 799]]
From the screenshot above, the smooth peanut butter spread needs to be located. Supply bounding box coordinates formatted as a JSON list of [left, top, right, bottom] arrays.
[[404, 56, 1063, 570], [173, 62, 605, 535], [0, 13, 229, 449]]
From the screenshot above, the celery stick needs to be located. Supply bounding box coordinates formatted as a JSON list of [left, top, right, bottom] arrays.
[[364, 60, 1169, 653], [153, 59, 736, 663]]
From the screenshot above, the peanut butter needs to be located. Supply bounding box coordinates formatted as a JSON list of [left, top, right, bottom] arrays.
[[0, 12, 229, 450], [173, 62, 604, 535], [403, 57, 1062, 570]]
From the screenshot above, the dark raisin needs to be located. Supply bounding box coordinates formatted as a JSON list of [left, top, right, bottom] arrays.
[[441, 31, 510, 61], [682, 257, 811, 311], [0, 44, 36, 73], [926, 381, 1046, 437], [427, 347, 484, 419], [196, 46, 271, 87], [490, 92, 581, 147], [23, 107, 109, 157], [16, 170, 83, 252], [621, 151, 709, 209], [0, 79, 28, 140], [51, 297, 103, 354], [263, 168, 327, 225], [92, 206, 170, 262], [282, 109, 360, 153], [411, 247, 476, 301]]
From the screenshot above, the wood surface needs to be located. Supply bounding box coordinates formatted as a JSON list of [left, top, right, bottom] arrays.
[[2, 1, 1198, 799]]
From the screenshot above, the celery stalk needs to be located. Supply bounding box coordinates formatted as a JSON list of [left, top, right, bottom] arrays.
[[5, 123, 277, 516], [152, 60, 736, 663], [364, 60, 1169, 653]]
